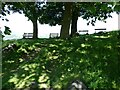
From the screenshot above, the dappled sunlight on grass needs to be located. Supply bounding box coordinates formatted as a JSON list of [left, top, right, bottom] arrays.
[[2, 30, 120, 89], [93, 35, 111, 38]]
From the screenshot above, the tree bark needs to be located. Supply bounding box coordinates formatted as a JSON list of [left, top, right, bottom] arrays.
[[32, 18, 38, 39], [71, 9, 78, 37], [60, 2, 73, 39]]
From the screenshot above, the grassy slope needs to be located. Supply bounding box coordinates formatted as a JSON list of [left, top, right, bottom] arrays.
[[2, 30, 120, 89]]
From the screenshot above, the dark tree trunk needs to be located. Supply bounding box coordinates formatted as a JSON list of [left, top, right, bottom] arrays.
[[71, 7, 78, 37], [32, 18, 38, 39], [60, 2, 73, 39]]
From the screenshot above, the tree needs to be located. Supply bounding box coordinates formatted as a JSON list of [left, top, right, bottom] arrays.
[[39, 2, 116, 38], [71, 3, 79, 37], [60, 2, 73, 39], [70, 2, 115, 36], [1, 2, 44, 39]]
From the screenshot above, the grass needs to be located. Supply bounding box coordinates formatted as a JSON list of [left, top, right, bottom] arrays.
[[2, 30, 120, 89]]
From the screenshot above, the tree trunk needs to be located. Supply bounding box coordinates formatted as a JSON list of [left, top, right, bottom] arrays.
[[70, 4, 79, 37], [32, 19, 38, 39], [60, 2, 73, 39], [71, 9, 78, 37]]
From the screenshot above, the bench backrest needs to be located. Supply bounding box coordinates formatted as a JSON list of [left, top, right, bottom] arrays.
[[23, 33, 33, 38], [78, 30, 88, 34], [95, 28, 106, 33], [78, 30, 88, 32], [95, 28, 106, 30], [49, 33, 59, 38]]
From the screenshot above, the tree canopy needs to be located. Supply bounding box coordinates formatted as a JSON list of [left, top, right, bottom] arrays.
[[1, 2, 120, 39], [1, 2, 44, 39], [39, 2, 117, 38]]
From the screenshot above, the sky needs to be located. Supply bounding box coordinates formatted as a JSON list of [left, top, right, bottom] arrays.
[[0, 12, 119, 40]]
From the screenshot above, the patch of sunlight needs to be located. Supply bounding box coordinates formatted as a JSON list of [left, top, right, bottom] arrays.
[[42, 66, 45, 69], [34, 43, 40, 46], [68, 68, 71, 72], [67, 47, 74, 52], [21, 74, 26, 77], [61, 47, 73, 52], [38, 73, 49, 83], [59, 43, 63, 46], [59, 75, 65, 81], [61, 75, 65, 78], [117, 45, 120, 48], [16, 80, 26, 88], [19, 58, 24, 62], [61, 47, 66, 50], [79, 59, 84, 63], [81, 44, 86, 47], [25, 64, 39, 72], [95, 55, 98, 58], [94, 35, 111, 38], [106, 45, 112, 49], [65, 73, 74, 77], [23, 73, 35, 81], [20, 64, 38, 73], [6, 60, 15, 63], [81, 44, 91, 48], [40, 83, 48, 88], [28, 63, 39, 69], [76, 48, 80, 52], [112, 81, 117, 88], [80, 50, 87, 54], [28, 46, 34, 50], [53, 50, 56, 53], [49, 44, 58, 48], [17, 78, 34, 88], [9, 74, 19, 85], [54, 84, 61, 88], [47, 51, 52, 56], [24, 66, 29, 71], [17, 47, 28, 54], [0, 73, 4, 76], [49, 56, 52, 59], [20, 64, 29, 71], [53, 56, 59, 59], [87, 70, 102, 77]]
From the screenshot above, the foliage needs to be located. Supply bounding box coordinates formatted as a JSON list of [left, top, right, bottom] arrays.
[[79, 2, 114, 25], [39, 2, 114, 26], [0, 3, 11, 39], [1, 2, 45, 39], [1, 2, 118, 39], [113, 1, 120, 14], [3, 2, 44, 21], [39, 2, 64, 26], [4, 26, 11, 35], [2, 30, 120, 89]]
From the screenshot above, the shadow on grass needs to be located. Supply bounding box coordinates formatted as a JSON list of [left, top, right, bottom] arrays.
[[2, 31, 120, 89]]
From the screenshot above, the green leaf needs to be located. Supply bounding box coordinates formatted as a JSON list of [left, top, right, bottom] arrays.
[[4, 26, 11, 35], [114, 5, 120, 12]]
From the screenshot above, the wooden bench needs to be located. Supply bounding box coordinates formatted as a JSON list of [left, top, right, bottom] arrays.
[[95, 28, 106, 33], [49, 33, 59, 38], [78, 30, 88, 34], [23, 33, 33, 38]]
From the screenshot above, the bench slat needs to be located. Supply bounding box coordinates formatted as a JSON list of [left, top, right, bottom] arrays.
[[95, 28, 106, 30], [95, 28, 106, 33], [49, 33, 59, 38], [23, 33, 33, 38]]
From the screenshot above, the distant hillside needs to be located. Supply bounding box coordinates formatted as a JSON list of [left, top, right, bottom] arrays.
[[2, 30, 120, 89]]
